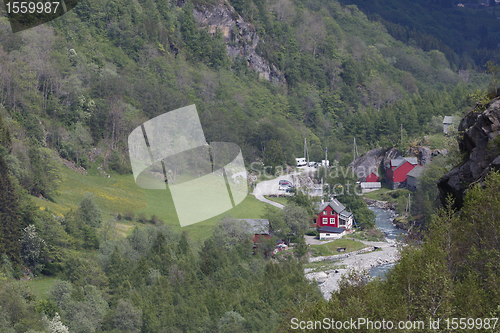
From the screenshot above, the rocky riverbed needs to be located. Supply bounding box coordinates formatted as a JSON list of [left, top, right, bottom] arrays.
[[305, 199, 404, 300], [305, 240, 399, 300]]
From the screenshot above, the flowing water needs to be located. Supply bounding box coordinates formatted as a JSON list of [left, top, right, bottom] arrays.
[[368, 206, 406, 278], [368, 206, 405, 240]]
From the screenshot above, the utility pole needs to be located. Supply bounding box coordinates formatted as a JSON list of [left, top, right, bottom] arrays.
[[405, 193, 411, 217], [304, 138, 309, 166], [353, 138, 359, 164]]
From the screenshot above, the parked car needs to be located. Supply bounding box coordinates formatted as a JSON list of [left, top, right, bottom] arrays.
[[279, 184, 291, 191]]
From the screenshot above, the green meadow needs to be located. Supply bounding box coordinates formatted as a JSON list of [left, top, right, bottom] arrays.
[[309, 239, 367, 257], [33, 164, 269, 242], [28, 277, 58, 301]]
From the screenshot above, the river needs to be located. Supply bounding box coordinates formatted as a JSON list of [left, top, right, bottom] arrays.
[[368, 206, 406, 278]]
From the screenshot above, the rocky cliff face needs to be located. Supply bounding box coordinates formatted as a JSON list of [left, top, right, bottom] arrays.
[[349, 147, 386, 181], [192, 2, 286, 84], [438, 92, 500, 208]]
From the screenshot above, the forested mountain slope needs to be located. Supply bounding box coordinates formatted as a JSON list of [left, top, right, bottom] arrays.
[[0, 0, 488, 199], [0, 0, 497, 332], [340, 0, 500, 68]]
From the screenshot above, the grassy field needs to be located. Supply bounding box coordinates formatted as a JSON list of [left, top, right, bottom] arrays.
[[32, 164, 270, 242], [350, 229, 386, 242], [28, 277, 58, 300], [264, 196, 289, 205], [309, 239, 367, 257], [362, 184, 394, 201]]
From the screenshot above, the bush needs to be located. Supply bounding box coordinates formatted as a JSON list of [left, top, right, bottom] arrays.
[[123, 211, 134, 221], [150, 215, 164, 225], [137, 213, 148, 224], [107, 150, 131, 175], [305, 229, 319, 237]]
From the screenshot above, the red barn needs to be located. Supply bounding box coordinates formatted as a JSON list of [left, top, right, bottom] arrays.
[[385, 157, 418, 189], [366, 171, 379, 182], [315, 199, 353, 230]]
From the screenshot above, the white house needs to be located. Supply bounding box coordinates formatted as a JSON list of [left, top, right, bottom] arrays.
[[318, 226, 346, 240]]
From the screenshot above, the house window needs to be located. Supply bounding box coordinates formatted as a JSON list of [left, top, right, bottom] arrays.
[[323, 210, 328, 215], [322, 218, 327, 224], [339, 219, 346, 226], [330, 218, 335, 224], [326, 234, 330, 236]]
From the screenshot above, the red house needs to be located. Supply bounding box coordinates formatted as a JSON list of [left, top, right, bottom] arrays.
[[315, 199, 353, 230], [366, 171, 379, 182], [239, 219, 271, 243], [385, 157, 418, 189]]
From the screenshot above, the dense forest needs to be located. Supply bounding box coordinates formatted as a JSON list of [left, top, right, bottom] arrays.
[[0, 0, 491, 198], [341, 0, 500, 68], [0, 0, 499, 331]]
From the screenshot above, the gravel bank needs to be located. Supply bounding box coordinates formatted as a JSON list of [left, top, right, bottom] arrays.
[[305, 239, 400, 300]]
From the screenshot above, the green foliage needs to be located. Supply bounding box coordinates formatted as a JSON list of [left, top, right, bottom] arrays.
[[287, 191, 319, 216], [62, 194, 102, 250], [279, 171, 500, 331], [0, 153, 22, 266], [347, 0, 500, 70], [413, 155, 448, 220], [264, 204, 310, 244], [0, 281, 46, 332], [47, 281, 108, 333], [0, 254, 14, 279], [218, 311, 245, 333], [103, 299, 142, 333], [0, 115, 12, 152], [78, 194, 103, 228], [486, 61, 500, 93]]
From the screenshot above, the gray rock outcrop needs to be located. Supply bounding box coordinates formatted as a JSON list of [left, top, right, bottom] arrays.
[[349, 147, 385, 181], [438, 95, 500, 208], [383, 148, 402, 170], [417, 147, 432, 165], [192, 2, 286, 84]]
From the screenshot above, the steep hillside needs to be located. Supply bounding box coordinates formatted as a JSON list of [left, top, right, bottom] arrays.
[[0, 0, 489, 205], [341, 0, 500, 69], [438, 88, 500, 208]]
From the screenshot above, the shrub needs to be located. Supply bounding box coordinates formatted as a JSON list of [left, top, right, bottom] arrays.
[[137, 213, 148, 224], [305, 229, 319, 237], [123, 211, 134, 221]]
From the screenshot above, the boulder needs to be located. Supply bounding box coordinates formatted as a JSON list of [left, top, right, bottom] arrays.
[[315, 272, 328, 283], [418, 147, 432, 165]]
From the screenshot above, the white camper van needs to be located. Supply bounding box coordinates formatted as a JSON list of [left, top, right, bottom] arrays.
[[295, 158, 307, 167]]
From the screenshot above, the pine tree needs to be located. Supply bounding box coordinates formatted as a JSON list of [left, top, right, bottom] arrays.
[[0, 153, 21, 266]]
